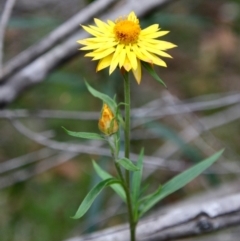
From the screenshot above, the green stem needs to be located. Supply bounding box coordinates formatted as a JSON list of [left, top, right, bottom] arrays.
[[123, 72, 136, 241], [114, 161, 124, 182], [111, 134, 136, 241], [114, 161, 136, 240], [123, 72, 131, 187], [124, 72, 130, 160]]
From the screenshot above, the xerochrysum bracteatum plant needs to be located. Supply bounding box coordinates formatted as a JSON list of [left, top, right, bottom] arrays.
[[63, 11, 224, 241]]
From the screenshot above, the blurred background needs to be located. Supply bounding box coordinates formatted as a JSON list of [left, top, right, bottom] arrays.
[[0, 0, 240, 240]]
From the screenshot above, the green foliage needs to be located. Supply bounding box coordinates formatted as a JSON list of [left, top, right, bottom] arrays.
[[139, 149, 224, 217], [142, 62, 167, 87], [132, 149, 144, 205], [72, 178, 122, 219], [131, 149, 144, 221], [85, 81, 124, 126], [85, 81, 117, 113], [117, 158, 139, 171], [62, 127, 105, 140], [92, 161, 126, 201]]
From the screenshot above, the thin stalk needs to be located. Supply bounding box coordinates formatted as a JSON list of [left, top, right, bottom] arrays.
[[123, 72, 136, 241], [123, 72, 131, 186], [114, 161, 124, 182], [110, 133, 136, 241], [124, 72, 130, 160]]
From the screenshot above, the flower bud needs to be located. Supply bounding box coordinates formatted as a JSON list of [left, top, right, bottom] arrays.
[[98, 104, 118, 135]]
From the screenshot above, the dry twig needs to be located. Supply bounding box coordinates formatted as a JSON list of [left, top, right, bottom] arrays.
[[0, 0, 16, 78]]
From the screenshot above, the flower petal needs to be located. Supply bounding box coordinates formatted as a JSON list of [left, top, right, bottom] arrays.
[[139, 48, 167, 66], [119, 48, 127, 68], [82, 25, 103, 37], [132, 58, 142, 84], [140, 24, 159, 35], [109, 44, 124, 74], [86, 47, 115, 60], [138, 42, 173, 58], [94, 18, 110, 31], [131, 45, 149, 62], [128, 11, 138, 23], [80, 41, 117, 50], [126, 45, 137, 70], [141, 31, 170, 39], [123, 56, 132, 71], [97, 54, 113, 71], [142, 39, 177, 50]]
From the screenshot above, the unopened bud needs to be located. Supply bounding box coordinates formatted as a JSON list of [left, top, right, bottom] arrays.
[[98, 104, 118, 135]]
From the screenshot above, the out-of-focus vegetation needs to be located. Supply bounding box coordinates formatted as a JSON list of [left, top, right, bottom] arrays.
[[1, 0, 240, 240]]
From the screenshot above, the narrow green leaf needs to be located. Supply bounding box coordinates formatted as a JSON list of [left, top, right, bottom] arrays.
[[139, 149, 224, 217], [142, 62, 167, 87], [117, 158, 139, 171], [139, 186, 162, 204], [62, 127, 105, 140], [72, 178, 121, 219], [92, 161, 126, 202], [85, 81, 117, 113], [85, 81, 124, 127], [132, 149, 144, 204]]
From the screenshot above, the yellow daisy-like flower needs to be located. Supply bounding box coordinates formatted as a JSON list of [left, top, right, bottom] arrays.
[[77, 11, 176, 84]]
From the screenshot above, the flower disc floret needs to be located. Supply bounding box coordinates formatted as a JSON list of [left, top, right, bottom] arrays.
[[114, 19, 141, 44], [77, 11, 177, 84]]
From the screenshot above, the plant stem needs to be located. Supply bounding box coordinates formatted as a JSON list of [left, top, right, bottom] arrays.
[[124, 72, 130, 160], [123, 72, 136, 241]]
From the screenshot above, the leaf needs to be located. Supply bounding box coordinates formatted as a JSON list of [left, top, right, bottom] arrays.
[[139, 185, 162, 204], [117, 158, 139, 171], [131, 149, 144, 221], [85, 81, 117, 113], [62, 127, 105, 140], [92, 161, 126, 202], [72, 178, 122, 219], [142, 62, 167, 87], [132, 149, 144, 204], [85, 81, 124, 127], [139, 149, 224, 217]]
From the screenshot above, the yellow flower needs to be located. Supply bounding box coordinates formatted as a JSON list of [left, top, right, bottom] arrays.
[[98, 104, 118, 135], [77, 11, 177, 84]]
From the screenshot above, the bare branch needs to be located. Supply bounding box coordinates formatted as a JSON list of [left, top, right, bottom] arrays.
[[0, 151, 78, 189], [1, 0, 117, 79], [0, 109, 99, 120], [0, 147, 57, 174], [7, 117, 240, 175], [0, 0, 16, 78], [1, 91, 240, 120], [132, 92, 240, 126], [64, 191, 240, 241], [1, 91, 240, 179], [154, 103, 240, 159], [8, 118, 186, 171]]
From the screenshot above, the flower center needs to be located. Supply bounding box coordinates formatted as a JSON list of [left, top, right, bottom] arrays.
[[114, 19, 141, 44]]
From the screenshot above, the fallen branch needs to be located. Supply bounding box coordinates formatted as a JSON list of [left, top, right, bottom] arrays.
[[65, 190, 240, 241], [1, 0, 117, 79]]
